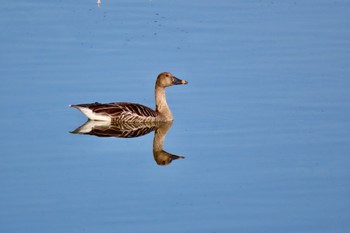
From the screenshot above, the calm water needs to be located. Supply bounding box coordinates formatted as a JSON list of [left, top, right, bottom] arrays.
[[1, 0, 350, 232]]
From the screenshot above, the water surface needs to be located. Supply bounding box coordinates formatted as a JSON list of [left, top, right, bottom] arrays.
[[1, 0, 350, 232]]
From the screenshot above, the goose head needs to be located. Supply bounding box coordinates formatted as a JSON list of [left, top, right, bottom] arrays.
[[156, 72, 188, 87]]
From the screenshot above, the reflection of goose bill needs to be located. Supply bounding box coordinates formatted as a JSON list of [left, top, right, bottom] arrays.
[[153, 150, 185, 166]]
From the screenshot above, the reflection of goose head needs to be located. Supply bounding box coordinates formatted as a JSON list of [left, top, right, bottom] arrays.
[[153, 150, 185, 166], [70, 120, 185, 166], [153, 121, 185, 166]]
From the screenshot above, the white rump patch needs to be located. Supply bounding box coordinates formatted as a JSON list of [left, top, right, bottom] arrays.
[[76, 107, 111, 121]]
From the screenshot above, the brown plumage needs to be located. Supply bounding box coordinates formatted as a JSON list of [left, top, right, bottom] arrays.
[[70, 72, 188, 122]]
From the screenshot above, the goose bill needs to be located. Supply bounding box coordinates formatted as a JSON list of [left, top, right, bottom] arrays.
[[173, 77, 188, 85]]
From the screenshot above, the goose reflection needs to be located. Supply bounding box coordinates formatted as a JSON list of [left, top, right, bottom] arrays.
[[71, 121, 184, 165]]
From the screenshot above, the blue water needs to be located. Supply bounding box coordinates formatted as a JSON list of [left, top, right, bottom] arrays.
[[1, 0, 350, 232]]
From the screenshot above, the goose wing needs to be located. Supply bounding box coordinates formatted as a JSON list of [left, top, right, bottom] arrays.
[[72, 102, 157, 121], [101, 102, 157, 118]]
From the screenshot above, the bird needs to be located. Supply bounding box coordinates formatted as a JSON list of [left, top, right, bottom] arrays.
[[70, 72, 188, 123]]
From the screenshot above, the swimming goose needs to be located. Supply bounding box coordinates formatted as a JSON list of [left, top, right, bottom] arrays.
[[70, 72, 188, 122]]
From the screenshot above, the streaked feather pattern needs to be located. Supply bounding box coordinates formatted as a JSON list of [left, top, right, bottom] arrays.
[[71, 102, 158, 123], [70, 120, 159, 138]]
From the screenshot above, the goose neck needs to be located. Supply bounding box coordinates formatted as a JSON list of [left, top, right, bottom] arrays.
[[155, 86, 173, 121]]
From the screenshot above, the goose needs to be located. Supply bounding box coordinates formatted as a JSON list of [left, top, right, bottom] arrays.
[[70, 72, 188, 123]]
